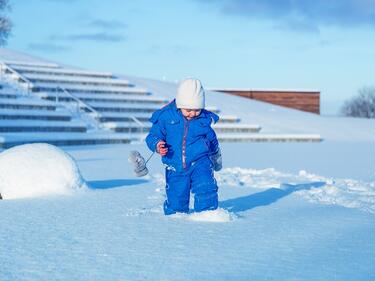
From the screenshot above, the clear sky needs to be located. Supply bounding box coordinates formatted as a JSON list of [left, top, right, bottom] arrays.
[[4, 0, 375, 114]]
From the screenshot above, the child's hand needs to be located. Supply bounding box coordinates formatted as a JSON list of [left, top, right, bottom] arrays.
[[156, 141, 168, 156]]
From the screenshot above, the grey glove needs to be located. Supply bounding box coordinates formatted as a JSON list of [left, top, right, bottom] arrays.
[[128, 150, 149, 177], [210, 148, 222, 172]]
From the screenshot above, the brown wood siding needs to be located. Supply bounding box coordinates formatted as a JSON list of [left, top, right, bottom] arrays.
[[215, 90, 320, 114]]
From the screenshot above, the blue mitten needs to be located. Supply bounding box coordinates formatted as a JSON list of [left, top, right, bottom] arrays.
[[210, 148, 222, 171]]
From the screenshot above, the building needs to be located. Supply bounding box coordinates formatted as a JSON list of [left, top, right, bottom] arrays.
[[211, 89, 320, 114]]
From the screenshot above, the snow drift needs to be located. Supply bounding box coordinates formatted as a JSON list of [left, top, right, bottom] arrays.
[[0, 143, 86, 199]]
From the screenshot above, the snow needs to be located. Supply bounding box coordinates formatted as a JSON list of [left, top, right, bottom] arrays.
[[0, 96, 58, 106], [24, 73, 131, 86], [36, 91, 168, 102], [9, 64, 113, 78], [217, 167, 375, 214], [33, 82, 148, 94], [0, 120, 87, 127], [0, 108, 72, 117], [0, 143, 86, 199], [1, 49, 375, 280], [184, 208, 235, 222], [1, 141, 375, 280]]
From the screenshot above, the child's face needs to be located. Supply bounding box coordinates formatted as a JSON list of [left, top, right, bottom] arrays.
[[181, 108, 202, 120]]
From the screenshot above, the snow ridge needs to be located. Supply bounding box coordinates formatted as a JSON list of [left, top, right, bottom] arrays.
[[216, 168, 375, 214]]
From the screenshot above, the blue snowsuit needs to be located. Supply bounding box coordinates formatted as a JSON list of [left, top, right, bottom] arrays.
[[146, 100, 220, 215]]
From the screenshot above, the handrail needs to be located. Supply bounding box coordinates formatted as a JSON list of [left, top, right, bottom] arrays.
[[1, 63, 147, 134], [58, 86, 145, 132], [130, 116, 147, 133], [57, 86, 100, 118], [0, 62, 34, 94], [130, 116, 144, 127]]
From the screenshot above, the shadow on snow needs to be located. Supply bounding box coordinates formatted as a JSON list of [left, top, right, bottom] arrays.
[[88, 179, 148, 190], [220, 181, 326, 213]]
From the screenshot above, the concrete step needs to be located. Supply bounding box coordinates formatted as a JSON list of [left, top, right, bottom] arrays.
[[217, 115, 241, 123], [0, 93, 18, 99], [38, 92, 169, 105], [97, 112, 239, 124], [3, 60, 60, 68], [217, 134, 322, 142], [0, 101, 57, 111], [213, 124, 261, 133], [10, 64, 114, 79], [32, 82, 149, 96], [87, 102, 220, 114], [87, 102, 162, 114], [25, 73, 131, 87], [0, 109, 72, 121], [102, 122, 261, 134], [102, 122, 150, 133], [0, 120, 87, 133], [98, 112, 151, 123], [0, 132, 136, 149]]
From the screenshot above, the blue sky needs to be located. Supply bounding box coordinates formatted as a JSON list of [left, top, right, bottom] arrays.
[[4, 0, 375, 114]]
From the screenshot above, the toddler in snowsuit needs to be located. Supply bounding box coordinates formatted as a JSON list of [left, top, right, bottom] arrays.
[[146, 78, 222, 215]]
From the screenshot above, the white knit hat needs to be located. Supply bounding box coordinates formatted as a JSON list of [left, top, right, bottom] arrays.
[[175, 78, 205, 109]]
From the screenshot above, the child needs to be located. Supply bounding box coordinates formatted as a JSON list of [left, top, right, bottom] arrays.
[[146, 78, 222, 215]]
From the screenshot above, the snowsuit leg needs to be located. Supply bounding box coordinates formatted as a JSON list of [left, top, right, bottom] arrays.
[[164, 168, 190, 215], [163, 157, 218, 215], [191, 157, 218, 212]]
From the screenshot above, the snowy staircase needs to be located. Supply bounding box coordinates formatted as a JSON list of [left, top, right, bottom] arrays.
[[0, 51, 322, 148], [0, 80, 134, 148]]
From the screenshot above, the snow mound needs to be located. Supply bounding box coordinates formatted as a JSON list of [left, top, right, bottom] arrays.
[[0, 143, 86, 200], [170, 208, 235, 222], [187, 208, 234, 222]]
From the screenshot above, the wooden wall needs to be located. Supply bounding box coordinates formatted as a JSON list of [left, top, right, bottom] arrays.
[[213, 89, 320, 114]]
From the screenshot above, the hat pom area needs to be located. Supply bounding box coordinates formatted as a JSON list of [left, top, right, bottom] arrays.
[[176, 78, 205, 109]]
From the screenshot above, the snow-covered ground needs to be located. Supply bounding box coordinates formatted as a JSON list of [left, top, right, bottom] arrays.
[[1, 49, 375, 280], [1, 139, 375, 281]]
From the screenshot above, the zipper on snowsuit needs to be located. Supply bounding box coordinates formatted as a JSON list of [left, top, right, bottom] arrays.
[[182, 118, 189, 169]]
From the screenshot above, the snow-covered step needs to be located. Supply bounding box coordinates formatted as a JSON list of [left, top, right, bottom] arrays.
[[206, 106, 220, 114], [98, 112, 152, 122], [0, 97, 58, 110], [0, 132, 137, 149], [32, 82, 149, 95], [217, 115, 241, 123], [213, 124, 261, 133], [86, 102, 163, 113], [0, 120, 87, 133], [87, 102, 220, 114], [25, 73, 131, 87], [3, 60, 60, 68], [102, 122, 261, 134], [0, 96, 58, 105], [217, 134, 322, 142], [102, 122, 150, 133], [37, 92, 169, 105], [11, 65, 114, 78], [0, 109, 72, 121], [0, 92, 18, 99], [98, 112, 236, 123]]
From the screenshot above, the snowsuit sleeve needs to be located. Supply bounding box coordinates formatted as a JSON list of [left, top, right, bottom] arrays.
[[206, 111, 220, 155], [207, 126, 219, 155], [146, 111, 166, 152]]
